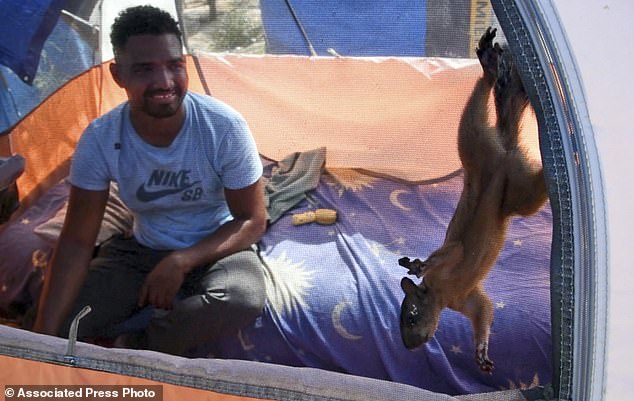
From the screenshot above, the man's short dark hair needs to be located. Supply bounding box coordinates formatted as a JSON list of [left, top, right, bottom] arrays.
[[110, 5, 182, 57]]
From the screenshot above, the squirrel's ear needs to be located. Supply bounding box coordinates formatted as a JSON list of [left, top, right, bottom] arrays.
[[400, 277, 418, 294]]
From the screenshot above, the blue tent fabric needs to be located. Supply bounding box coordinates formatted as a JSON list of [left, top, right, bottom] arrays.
[[3, 163, 552, 394], [0, 0, 66, 84], [0, 13, 97, 133], [260, 0, 427, 56], [202, 167, 553, 394]]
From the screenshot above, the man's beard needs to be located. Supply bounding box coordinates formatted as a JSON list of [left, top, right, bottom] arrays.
[[142, 87, 185, 119]]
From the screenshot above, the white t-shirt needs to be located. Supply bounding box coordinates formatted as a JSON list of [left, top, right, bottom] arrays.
[[70, 91, 262, 250]]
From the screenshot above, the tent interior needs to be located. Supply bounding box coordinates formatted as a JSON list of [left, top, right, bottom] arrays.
[[1, 1, 557, 400]]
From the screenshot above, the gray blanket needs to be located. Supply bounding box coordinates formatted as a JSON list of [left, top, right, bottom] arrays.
[[263, 147, 326, 223]]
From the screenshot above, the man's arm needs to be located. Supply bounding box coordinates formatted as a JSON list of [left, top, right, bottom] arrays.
[[32, 186, 109, 336], [138, 178, 267, 309]]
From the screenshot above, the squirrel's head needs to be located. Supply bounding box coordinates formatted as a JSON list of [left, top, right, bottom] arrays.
[[399, 276, 442, 350]]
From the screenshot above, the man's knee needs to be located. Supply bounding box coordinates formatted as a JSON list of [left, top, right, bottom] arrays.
[[216, 250, 267, 315]]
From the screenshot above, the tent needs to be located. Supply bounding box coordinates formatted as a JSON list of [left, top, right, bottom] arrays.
[[1, 1, 632, 400]]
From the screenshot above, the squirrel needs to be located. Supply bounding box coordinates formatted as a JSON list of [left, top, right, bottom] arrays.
[[398, 27, 548, 373]]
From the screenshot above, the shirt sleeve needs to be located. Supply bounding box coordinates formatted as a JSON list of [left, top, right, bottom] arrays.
[[69, 121, 111, 191], [216, 115, 263, 190]]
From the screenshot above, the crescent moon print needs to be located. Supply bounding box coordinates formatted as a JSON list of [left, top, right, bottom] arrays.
[[389, 189, 412, 211], [332, 301, 362, 341]]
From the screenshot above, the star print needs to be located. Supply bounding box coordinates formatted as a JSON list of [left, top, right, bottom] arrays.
[[513, 239, 523, 246], [32, 249, 48, 269], [369, 242, 382, 258], [20, 218, 30, 225], [496, 301, 506, 309], [505, 373, 540, 390], [450, 345, 462, 354]]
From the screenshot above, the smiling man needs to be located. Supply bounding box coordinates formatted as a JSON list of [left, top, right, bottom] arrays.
[[32, 5, 267, 356]]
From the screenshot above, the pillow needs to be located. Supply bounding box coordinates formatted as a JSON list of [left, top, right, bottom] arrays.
[[0, 180, 68, 314], [33, 182, 133, 245], [0, 180, 133, 318]]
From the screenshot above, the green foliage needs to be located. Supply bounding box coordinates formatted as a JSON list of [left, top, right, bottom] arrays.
[[209, 0, 263, 52]]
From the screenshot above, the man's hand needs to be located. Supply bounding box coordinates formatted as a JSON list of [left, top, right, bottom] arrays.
[[138, 253, 187, 310], [136, 179, 267, 311]]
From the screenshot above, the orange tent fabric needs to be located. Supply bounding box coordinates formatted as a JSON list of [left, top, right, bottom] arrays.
[[0, 355, 262, 401], [8, 54, 538, 210], [196, 55, 471, 181]]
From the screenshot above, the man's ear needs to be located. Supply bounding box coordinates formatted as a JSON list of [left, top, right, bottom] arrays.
[[109, 62, 125, 88]]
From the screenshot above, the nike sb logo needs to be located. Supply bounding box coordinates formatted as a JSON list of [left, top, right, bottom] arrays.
[[136, 169, 202, 202]]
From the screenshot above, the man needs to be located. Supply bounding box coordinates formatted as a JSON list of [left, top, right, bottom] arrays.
[[32, 5, 267, 356]]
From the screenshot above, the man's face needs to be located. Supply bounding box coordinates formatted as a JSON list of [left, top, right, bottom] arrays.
[[111, 33, 188, 119]]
